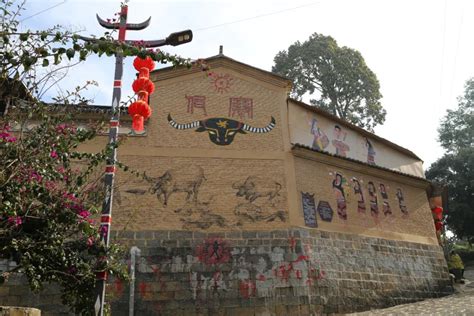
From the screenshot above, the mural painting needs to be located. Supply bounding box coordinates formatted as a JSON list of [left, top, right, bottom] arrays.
[[310, 117, 329, 151], [301, 192, 317, 227], [317, 201, 333, 222], [396, 188, 408, 215], [167, 114, 276, 146], [186, 95, 207, 115], [149, 166, 206, 206], [368, 181, 379, 217], [331, 125, 350, 157], [379, 183, 392, 216], [228, 97, 253, 120], [352, 177, 366, 213], [232, 176, 286, 225], [209, 72, 233, 94], [365, 138, 376, 165], [125, 165, 287, 230], [145, 166, 228, 230], [332, 172, 347, 220]]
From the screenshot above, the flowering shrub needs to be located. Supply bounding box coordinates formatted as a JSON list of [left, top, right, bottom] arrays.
[[0, 107, 128, 314]]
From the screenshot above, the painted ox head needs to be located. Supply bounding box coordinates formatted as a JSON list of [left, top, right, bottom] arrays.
[[168, 114, 276, 146]]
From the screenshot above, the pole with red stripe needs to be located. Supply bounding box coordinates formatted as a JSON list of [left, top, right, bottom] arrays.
[[93, 4, 128, 316]]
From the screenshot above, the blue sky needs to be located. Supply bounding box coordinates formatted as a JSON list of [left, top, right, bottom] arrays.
[[18, 0, 474, 168]]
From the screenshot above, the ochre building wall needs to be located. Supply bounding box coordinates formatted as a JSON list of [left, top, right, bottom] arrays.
[[288, 100, 425, 178], [0, 58, 451, 315], [293, 153, 438, 245]]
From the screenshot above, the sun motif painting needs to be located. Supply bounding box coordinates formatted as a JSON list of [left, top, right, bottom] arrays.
[[210, 73, 233, 94]]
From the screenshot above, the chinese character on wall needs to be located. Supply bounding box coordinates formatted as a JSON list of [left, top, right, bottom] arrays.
[[229, 97, 253, 120], [186, 95, 207, 115]]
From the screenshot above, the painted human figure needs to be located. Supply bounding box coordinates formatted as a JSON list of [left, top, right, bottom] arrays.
[[396, 188, 408, 215], [332, 173, 347, 220], [368, 181, 379, 216], [379, 183, 392, 216], [310, 118, 329, 151], [352, 178, 366, 213], [365, 138, 376, 165], [332, 125, 350, 157]]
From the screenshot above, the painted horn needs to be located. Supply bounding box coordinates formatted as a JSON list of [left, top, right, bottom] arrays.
[[96, 14, 151, 30], [242, 117, 276, 133], [167, 114, 200, 130]]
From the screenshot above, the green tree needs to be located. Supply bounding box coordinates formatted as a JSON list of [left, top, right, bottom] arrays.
[[426, 78, 474, 242], [272, 33, 385, 131], [0, 0, 194, 314]]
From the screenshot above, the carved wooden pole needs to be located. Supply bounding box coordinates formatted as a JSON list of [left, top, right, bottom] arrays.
[[89, 3, 192, 315]]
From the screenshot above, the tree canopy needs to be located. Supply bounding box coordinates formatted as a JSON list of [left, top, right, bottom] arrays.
[[426, 78, 474, 242], [272, 33, 385, 131]]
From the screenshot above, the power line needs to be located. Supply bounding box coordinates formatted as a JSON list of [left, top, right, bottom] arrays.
[[194, 1, 319, 32], [20, 0, 67, 22]]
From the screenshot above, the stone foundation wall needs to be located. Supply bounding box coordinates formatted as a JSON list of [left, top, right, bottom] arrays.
[[0, 228, 452, 315]]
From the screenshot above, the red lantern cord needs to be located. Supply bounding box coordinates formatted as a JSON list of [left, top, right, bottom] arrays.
[[130, 56, 156, 132], [138, 67, 149, 78]]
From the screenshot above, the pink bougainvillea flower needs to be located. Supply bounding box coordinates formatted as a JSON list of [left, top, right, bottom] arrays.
[[87, 236, 94, 247], [7, 216, 23, 227], [50, 151, 58, 159], [78, 210, 91, 218], [29, 171, 42, 182]]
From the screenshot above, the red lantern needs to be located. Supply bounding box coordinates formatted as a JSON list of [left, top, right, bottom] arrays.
[[130, 56, 156, 132], [132, 77, 155, 95], [128, 100, 151, 132], [133, 56, 155, 72]]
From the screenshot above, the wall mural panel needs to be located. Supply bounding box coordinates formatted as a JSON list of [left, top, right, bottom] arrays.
[[290, 105, 425, 178], [113, 158, 287, 231], [368, 181, 379, 217], [331, 125, 350, 157], [294, 157, 431, 239], [396, 188, 408, 216], [301, 192, 317, 227], [317, 201, 333, 222], [351, 177, 366, 213], [167, 114, 276, 146], [331, 172, 348, 220], [380, 183, 392, 216]]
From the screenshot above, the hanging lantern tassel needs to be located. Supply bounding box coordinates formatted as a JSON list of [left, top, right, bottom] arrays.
[[130, 56, 156, 132]]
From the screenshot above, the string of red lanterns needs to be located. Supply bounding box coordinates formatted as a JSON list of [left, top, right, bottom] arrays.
[[129, 56, 156, 132]]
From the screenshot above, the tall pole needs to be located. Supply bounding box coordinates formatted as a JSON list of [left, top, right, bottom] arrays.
[[89, 3, 193, 315], [94, 3, 128, 316]]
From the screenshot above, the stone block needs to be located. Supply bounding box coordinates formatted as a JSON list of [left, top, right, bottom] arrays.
[[225, 231, 243, 239], [271, 230, 289, 238], [169, 231, 194, 240]]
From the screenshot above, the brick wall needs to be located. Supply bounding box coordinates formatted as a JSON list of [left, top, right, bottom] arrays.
[[1, 228, 450, 315]]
